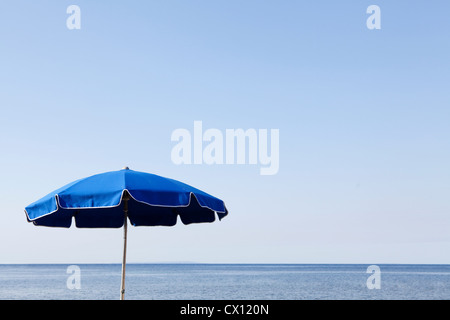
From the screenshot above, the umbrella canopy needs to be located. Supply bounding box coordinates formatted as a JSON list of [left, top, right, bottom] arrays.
[[25, 167, 228, 228], [24, 167, 228, 299]]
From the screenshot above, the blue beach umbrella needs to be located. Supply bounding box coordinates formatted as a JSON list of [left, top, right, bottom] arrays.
[[25, 167, 228, 300]]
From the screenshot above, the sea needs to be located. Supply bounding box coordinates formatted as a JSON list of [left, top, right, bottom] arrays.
[[0, 264, 448, 300]]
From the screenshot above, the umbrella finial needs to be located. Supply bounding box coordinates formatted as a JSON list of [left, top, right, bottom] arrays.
[[122, 166, 129, 170]]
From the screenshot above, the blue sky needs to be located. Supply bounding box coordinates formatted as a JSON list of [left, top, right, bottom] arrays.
[[0, 1, 449, 263]]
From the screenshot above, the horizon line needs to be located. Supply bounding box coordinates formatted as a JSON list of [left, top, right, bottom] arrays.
[[0, 262, 449, 265]]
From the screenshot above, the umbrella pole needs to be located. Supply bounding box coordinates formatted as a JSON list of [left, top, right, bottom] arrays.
[[120, 198, 129, 300]]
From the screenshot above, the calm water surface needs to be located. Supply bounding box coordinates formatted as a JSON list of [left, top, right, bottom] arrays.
[[0, 264, 448, 300]]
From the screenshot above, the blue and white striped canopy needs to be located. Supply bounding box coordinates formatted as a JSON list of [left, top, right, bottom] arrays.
[[25, 168, 228, 228]]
